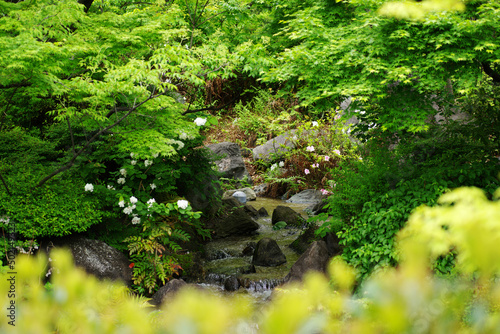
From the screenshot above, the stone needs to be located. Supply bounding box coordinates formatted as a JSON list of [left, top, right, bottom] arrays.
[[324, 232, 342, 257], [272, 205, 306, 228], [258, 207, 269, 217], [150, 279, 187, 305], [223, 187, 257, 201], [286, 189, 325, 205], [207, 142, 252, 185], [289, 225, 318, 254], [60, 237, 132, 285], [214, 207, 260, 238], [252, 238, 287, 267], [284, 241, 330, 284], [232, 191, 247, 203], [252, 130, 298, 162], [224, 276, 240, 291], [242, 242, 257, 256], [253, 183, 269, 197]]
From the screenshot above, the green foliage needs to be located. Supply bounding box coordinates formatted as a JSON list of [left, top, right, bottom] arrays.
[[4, 187, 500, 333], [322, 124, 500, 280], [272, 221, 287, 231]]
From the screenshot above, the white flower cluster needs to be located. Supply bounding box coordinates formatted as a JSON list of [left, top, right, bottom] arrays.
[[150, 183, 157, 190], [144, 159, 153, 167], [0, 216, 10, 225], [131, 160, 137, 166], [147, 198, 156, 208], [107, 185, 115, 190], [194, 117, 207, 126], [84, 183, 94, 192], [177, 199, 189, 210], [131, 216, 141, 225]]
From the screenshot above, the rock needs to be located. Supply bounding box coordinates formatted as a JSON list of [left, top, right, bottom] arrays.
[[214, 207, 260, 238], [258, 207, 269, 217], [150, 279, 187, 305], [242, 242, 257, 256], [207, 142, 252, 185], [223, 187, 257, 201], [232, 191, 247, 203], [59, 237, 132, 285], [286, 189, 325, 205], [324, 232, 342, 257], [307, 199, 329, 215], [272, 206, 306, 228], [284, 241, 330, 284], [289, 225, 319, 254], [252, 238, 287, 267], [253, 183, 269, 196], [224, 276, 240, 291], [252, 130, 298, 162], [221, 197, 259, 219]]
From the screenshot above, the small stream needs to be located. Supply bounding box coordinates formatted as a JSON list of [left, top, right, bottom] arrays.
[[200, 197, 310, 301]]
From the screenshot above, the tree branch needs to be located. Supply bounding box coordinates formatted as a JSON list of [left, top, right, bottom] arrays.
[[0, 173, 12, 196], [35, 93, 161, 189], [482, 62, 500, 84]]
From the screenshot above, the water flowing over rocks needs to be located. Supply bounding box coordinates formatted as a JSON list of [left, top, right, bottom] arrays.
[[252, 238, 287, 267]]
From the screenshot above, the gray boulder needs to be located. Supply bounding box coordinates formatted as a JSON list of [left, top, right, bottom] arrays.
[[284, 240, 330, 283], [214, 207, 260, 238], [286, 189, 325, 205], [252, 130, 298, 162], [224, 276, 240, 291], [223, 187, 257, 201], [253, 183, 269, 196], [61, 237, 133, 285], [150, 279, 187, 305], [207, 142, 252, 185], [272, 206, 306, 227], [252, 238, 287, 267]]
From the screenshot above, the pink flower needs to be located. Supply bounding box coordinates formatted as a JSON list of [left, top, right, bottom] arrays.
[[333, 149, 341, 155], [306, 146, 315, 152], [324, 156, 330, 161], [320, 189, 331, 196], [304, 169, 310, 175], [311, 163, 319, 168]]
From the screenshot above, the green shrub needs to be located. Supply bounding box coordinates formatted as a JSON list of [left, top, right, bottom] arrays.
[[3, 187, 500, 333]]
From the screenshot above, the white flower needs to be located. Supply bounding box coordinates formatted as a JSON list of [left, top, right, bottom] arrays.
[[130, 152, 135, 158], [179, 132, 188, 140], [117, 178, 126, 185], [152, 152, 159, 158], [123, 206, 134, 215], [306, 146, 315, 152], [176, 141, 184, 150], [84, 184, 94, 192], [194, 117, 207, 126], [118, 200, 125, 208], [270, 163, 277, 171], [130, 196, 138, 204], [150, 183, 157, 190], [131, 216, 141, 225], [131, 160, 137, 166], [177, 199, 189, 210], [147, 198, 156, 208], [120, 168, 127, 176], [312, 121, 318, 127], [107, 185, 115, 190], [279, 161, 285, 168], [144, 159, 152, 167]]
